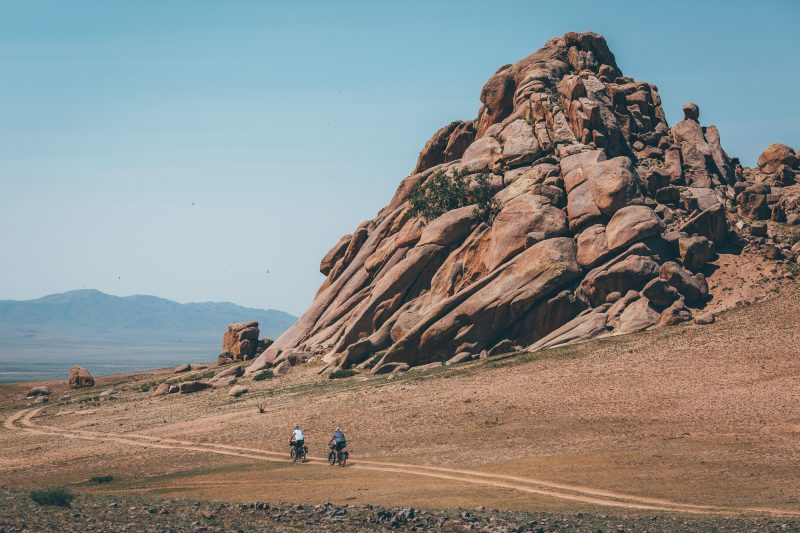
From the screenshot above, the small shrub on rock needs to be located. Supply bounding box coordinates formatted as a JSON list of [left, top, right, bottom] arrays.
[[253, 370, 274, 381], [408, 169, 498, 224], [329, 368, 357, 380], [30, 488, 74, 507]]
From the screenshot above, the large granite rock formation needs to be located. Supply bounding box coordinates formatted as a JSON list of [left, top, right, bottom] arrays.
[[247, 32, 797, 376]]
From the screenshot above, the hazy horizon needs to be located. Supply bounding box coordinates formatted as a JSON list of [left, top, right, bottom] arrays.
[[0, 286, 292, 309], [2, 0, 798, 316]]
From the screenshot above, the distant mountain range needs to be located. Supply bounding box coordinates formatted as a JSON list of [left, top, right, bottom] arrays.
[[0, 289, 296, 382]]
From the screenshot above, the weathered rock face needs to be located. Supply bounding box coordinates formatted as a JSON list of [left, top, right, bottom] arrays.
[[68, 366, 94, 388], [247, 32, 794, 375]]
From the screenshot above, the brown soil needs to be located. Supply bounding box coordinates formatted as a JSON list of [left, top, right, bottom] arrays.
[[1, 283, 799, 522]]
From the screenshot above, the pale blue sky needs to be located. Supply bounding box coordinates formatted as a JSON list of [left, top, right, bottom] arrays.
[[1, 1, 797, 315]]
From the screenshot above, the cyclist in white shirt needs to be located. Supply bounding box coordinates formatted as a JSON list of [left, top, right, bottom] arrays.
[[290, 425, 304, 452]]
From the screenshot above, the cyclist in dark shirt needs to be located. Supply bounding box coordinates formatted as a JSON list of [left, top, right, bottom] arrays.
[[328, 427, 346, 452]]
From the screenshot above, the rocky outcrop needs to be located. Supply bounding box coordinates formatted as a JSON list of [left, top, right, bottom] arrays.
[[247, 32, 796, 376], [218, 322, 273, 364], [68, 366, 94, 388]]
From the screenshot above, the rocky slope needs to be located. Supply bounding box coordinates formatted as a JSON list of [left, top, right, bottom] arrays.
[[249, 32, 799, 375]]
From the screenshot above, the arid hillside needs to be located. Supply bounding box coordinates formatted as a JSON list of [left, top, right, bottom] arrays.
[[1, 282, 798, 530]]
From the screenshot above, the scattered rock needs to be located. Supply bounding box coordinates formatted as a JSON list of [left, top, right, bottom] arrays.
[[694, 312, 715, 325], [228, 385, 248, 397], [178, 381, 212, 394], [26, 386, 52, 398], [152, 383, 171, 396], [68, 366, 94, 389], [174, 364, 192, 374]]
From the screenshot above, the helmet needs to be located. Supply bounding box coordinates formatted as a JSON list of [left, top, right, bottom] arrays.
[[335, 427, 341, 431]]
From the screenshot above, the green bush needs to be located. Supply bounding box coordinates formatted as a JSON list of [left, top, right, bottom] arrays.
[[329, 368, 357, 380], [253, 370, 274, 381], [90, 475, 114, 484], [407, 169, 498, 225], [30, 488, 74, 507]]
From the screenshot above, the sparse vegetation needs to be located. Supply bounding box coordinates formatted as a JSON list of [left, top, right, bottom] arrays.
[[257, 404, 266, 414], [29, 488, 74, 507], [364, 352, 385, 370], [253, 370, 274, 381], [328, 368, 357, 380], [407, 169, 498, 225], [90, 475, 114, 484]]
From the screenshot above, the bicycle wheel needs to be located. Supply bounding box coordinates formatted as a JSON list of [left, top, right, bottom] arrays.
[[290, 447, 297, 462], [339, 451, 347, 467], [328, 450, 336, 466]]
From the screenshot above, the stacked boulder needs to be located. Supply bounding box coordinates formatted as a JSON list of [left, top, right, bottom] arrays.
[[218, 322, 273, 365], [247, 32, 796, 376], [733, 143, 799, 224]]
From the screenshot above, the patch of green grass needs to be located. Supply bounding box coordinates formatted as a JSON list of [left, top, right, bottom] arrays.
[[90, 475, 114, 484], [168, 368, 216, 385], [30, 488, 74, 507], [253, 370, 274, 381], [328, 368, 357, 380]]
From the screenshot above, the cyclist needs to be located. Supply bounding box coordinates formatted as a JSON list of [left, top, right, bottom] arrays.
[[328, 426, 346, 454], [289, 425, 305, 457]]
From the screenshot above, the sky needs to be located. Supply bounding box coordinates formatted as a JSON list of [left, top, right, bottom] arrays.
[[1, 1, 798, 316]]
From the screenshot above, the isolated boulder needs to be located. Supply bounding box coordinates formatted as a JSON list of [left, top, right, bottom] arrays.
[[26, 386, 52, 398], [228, 385, 248, 397], [211, 365, 244, 382], [179, 381, 212, 394], [174, 364, 192, 374], [68, 366, 94, 389], [220, 322, 260, 361]]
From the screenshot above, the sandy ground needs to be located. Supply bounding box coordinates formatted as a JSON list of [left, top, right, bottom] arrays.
[[1, 278, 799, 523]]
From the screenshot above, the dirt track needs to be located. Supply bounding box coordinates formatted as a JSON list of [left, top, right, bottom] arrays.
[[1, 282, 799, 519], [7, 407, 776, 516]]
